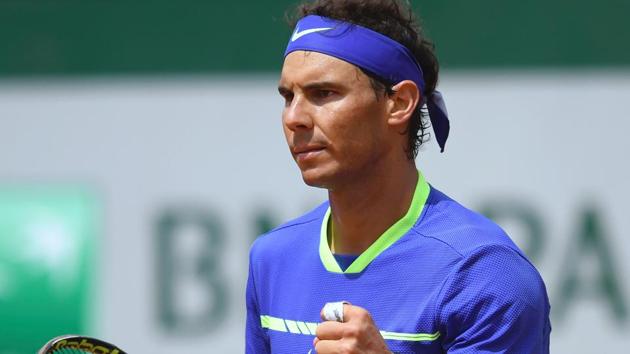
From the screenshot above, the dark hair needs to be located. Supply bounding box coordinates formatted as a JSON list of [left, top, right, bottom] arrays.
[[288, 0, 439, 159]]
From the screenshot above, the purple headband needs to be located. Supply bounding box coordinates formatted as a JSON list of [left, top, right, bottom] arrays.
[[285, 15, 450, 152]]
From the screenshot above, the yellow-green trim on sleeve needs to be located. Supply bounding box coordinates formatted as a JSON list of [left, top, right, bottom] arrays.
[[260, 315, 439, 342]]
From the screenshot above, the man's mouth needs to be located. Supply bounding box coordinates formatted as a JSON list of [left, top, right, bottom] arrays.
[[293, 145, 326, 162]]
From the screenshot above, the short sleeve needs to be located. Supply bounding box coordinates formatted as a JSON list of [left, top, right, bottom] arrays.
[[245, 247, 270, 354], [436, 244, 551, 353]]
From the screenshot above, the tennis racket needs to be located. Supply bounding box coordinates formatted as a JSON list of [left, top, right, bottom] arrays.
[[38, 335, 127, 354]]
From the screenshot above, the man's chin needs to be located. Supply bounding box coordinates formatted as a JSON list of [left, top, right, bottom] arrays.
[[299, 168, 331, 189]]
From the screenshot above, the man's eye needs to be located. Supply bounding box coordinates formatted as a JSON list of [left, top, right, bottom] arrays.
[[282, 93, 294, 105], [316, 90, 334, 99]]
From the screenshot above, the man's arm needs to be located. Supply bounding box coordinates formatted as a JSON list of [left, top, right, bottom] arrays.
[[245, 251, 270, 354], [437, 244, 551, 353]]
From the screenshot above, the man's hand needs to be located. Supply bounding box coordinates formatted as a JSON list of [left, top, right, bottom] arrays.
[[314, 303, 392, 354]]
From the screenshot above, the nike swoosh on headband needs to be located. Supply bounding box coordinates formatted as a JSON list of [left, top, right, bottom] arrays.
[[291, 27, 332, 42]]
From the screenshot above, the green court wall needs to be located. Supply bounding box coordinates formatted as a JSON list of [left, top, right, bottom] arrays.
[[1, 0, 629, 77]]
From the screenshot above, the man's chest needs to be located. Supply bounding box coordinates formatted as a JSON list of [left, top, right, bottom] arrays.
[[256, 258, 448, 353]]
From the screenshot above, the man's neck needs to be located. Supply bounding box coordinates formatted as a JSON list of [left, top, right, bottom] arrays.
[[328, 162, 418, 255]]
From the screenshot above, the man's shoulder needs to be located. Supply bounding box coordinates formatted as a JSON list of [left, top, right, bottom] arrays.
[[416, 186, 523, 258], [249, 201, 328, 259], [421, 188, 550, 340]]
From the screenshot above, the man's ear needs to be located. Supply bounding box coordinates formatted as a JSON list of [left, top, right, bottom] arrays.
[[386, 80, 421, 127]]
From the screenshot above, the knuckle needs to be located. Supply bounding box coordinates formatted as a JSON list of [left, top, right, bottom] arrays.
[[357, 308, 372, 321], [342, 323, 361, 338], [340, 340, 356, 354], [344, 339, 360, 354]]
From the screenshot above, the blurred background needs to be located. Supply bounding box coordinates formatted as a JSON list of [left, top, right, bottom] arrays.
[[1, 0, 628, 353]]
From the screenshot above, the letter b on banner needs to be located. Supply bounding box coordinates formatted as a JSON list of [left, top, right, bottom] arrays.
[[156, 207, 227, 334]]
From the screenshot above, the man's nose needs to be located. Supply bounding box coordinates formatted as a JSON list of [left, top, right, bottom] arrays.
[[283, 95, 313, 131]]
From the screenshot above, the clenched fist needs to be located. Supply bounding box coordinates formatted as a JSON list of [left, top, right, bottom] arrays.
[[314, 303, 392, 354]]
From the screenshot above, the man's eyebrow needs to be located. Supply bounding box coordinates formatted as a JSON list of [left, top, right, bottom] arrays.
[[278, 81, 344, 95], [302, 81, 344, 90], [277, 85, 290, 95]]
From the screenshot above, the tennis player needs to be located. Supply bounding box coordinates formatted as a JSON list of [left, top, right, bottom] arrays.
[[246, 0, 551, 353]]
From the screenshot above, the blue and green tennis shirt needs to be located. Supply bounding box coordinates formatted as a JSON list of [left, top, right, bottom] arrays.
[[246, 173, 551, 353]]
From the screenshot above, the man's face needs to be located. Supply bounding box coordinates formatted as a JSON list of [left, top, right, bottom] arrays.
[[278, 51, 392, 190]]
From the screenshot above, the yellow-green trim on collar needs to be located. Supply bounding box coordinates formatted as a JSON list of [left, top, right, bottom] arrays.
[[319, 171, 431, 274]]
